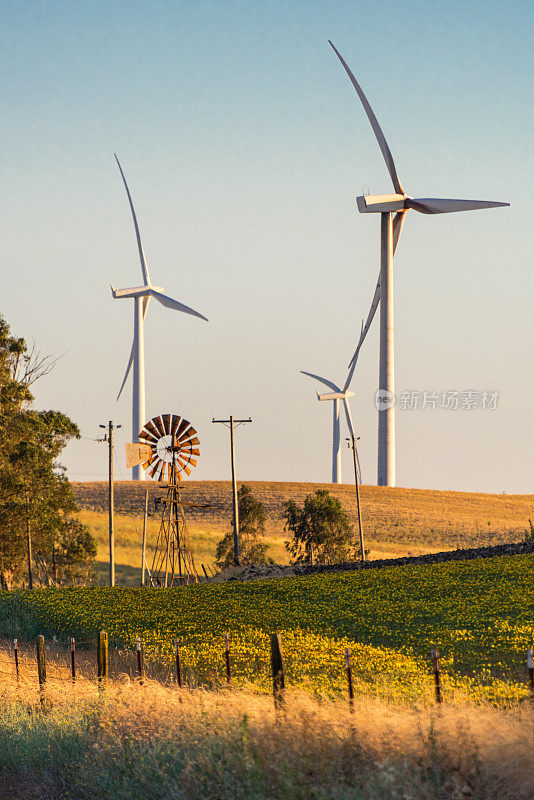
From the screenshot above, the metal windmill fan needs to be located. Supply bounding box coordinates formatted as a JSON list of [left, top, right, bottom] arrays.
[[125, 413, 201, 586], [138, 414, 200, 482]]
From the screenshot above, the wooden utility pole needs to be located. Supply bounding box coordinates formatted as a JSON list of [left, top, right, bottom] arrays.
[[212, 416, 252, 566], [99, 421, 121, 586], [25, 494, 33, 589], [348, 435, 365, 561]]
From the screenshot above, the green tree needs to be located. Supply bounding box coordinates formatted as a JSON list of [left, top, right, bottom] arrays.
[[215, 484, 272, 568], [283, 489, 357, 565], [0, 316, 96, 588]]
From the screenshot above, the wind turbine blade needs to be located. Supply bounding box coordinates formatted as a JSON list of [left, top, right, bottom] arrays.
[[116, 296, 149, 401], [344, 210, 404, 384], [342, 399, 362, 482], [344, 211, 405, 387], [405, 197, 509, 215], [114, 154, 152, 287], [346, 277, 381, 376], [329, 41, 404, 195], [392, 209, 407, 255], [149, 289, 208, 321], [342, 397, 354, 438], [117, 341, 134, 401], [142, 295, 150, 321], [301, 371, 341, 393]]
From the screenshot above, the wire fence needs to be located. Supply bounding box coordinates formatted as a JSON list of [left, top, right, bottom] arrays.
[[2, 633, 533, 710]]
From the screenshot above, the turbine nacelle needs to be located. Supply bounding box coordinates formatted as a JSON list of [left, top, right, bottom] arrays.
[[111, 284, 164, 299], [317, 390, 355, 401], [357, 194, 406, 213]]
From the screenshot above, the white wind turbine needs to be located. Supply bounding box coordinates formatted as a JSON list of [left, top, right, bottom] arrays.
[[111, 155, 208, 480], [329, 41, 509, 488], [301, 353, 361, 484]]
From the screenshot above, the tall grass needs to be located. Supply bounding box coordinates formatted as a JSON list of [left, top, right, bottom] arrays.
[[0, 664, 532, 800]]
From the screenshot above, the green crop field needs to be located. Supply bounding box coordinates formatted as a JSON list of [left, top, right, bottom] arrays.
[[2, 552, 532, 706]]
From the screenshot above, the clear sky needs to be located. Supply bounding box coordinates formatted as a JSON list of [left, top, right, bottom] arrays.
[[2, 0, 532, 492]]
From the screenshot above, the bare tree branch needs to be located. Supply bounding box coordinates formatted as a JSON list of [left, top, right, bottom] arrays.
[[13, 341, 65, 388]]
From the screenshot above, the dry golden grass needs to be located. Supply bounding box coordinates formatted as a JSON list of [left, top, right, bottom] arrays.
[[77, 509, 288, 585], [72, 480, 534, 584], [0, 646, 532, 799]]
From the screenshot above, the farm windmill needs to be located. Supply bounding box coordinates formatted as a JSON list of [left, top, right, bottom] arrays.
[[125, 413, 201, 586], [111, 155, 208, 480], [329, 41, 509, 487]]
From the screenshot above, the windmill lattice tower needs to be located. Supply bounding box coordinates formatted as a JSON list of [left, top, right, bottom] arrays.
[[126, 413, 200, 586]]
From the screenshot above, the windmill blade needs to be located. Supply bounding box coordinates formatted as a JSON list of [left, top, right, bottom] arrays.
[[329, 41, 404, 196], [170, 414, 182, 436], [143, 418, 161, 440], [139, 433, 158, 446], [153, 416, 166, 437], [175, 418, 189, 439], [149, 460, 160, 479], [178, 426, 197, 443], [301, 371, 341, 393], [141, 453, 157, 470], [116, 297, 150, 401], [114, 154, 152, 287], [405, 197, 509, 215], [161, 414, 172, 435], [149, 289, 208, 321], [181, 436, 200, 449]]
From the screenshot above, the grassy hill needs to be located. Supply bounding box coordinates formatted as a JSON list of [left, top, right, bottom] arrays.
[[72, 481, 533, 585]]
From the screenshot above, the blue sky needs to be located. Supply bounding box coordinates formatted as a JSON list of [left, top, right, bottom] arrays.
[[2, 0, 532, 492]]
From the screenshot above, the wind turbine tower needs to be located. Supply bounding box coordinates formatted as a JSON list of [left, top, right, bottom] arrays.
[[329, 42, 509, 487], [111, 155, 208, 479]]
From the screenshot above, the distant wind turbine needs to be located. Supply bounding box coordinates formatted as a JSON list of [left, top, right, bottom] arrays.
[[110, 154, 208, 480], [329, 41, 509, 488], [301, 349, 361, 484]]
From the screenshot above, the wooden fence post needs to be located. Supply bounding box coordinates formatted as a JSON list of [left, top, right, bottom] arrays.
[[174, 638, 182, 687], [431, 649, 442, 704], [345, 648, 354, 713], [97, 631, 108, 686], [70, 638, 76, 682], [36, 635, 46, 705], [14, 639, 20, 685], [224, 632, 231, 685], [270, 633, 285, 709], [136, 637, 144, 684], [528, 648, 533, 696]]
